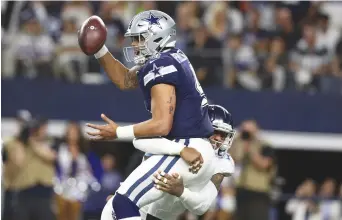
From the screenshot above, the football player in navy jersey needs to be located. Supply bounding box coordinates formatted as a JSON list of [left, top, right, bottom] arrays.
[[82, 10, 217, 220]]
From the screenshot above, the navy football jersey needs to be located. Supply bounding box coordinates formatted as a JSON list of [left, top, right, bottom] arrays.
[[137, 48, 214, 139]]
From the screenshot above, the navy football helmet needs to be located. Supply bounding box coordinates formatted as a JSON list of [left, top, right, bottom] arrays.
[[208, 105, 236, 155]]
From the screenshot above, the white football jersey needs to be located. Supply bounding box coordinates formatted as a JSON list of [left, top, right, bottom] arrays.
[[141, 154, 235, 220]]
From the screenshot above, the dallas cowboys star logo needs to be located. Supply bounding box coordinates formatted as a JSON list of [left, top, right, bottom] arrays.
[[149, 63, 164, 77], [142, 12, 163, 29]]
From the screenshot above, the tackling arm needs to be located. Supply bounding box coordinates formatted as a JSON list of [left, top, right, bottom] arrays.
[[179, 174, 224, 215], [133, 137, 185, 155], [95, 48, 140, 90]]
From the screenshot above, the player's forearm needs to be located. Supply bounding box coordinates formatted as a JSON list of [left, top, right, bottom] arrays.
[[116, 119, 172, 140], [179, 181, 218, 215], [133, 119, 172, 137], [133, 137, 185, 155], [95, 46, 139, 90], [116, 84, 174, 139]]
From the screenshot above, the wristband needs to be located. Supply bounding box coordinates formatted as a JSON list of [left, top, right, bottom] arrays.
[[116, 125, 135, 139], [94, 45, 108, 59]]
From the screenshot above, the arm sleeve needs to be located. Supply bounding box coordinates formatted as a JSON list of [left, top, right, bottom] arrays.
[[179, 181, 218, 215], [133, 138, 185, 155], [143, 57, 179, 90]]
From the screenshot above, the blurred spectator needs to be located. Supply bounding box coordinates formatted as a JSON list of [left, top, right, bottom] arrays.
[[223, 34, 259, 90], [317, 13, 341, 54], [54, 18, 87, 83], [319, 35, 342, 94], [55, 121, 94, 220], [243, 7, 269, 49], [289, 22, 332, 91], [100, 154, 122, 192], [318, 178, 340, 220], [275, 7, 301, 50], [2, 125, 27, 220], [175, 3, 199, 51], [252, 2, 277, 32], [231, 120, 276, 220], [320, 2, 342, 30], [61, 1, 92, 29], [204, 2, 229, 41], [259, 36, 287, 91], [136, 1, 157, 12], [98, 2, 125, 62], [107, 2, 136, 28], [269, 36, 288, 67], [13, 117, 56, 220], [259, 56, 286, 91], [82, 154, 122, 218], [299, 2, 321, 29], [187, 23, 222, 87], [285, 179, 319, 220], [28, 2, 62, 41], [13, 17, 55, 79], [203, 2, 243, 37]]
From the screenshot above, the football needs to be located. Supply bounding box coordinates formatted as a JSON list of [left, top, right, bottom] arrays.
[[78, 16, 107, 56]]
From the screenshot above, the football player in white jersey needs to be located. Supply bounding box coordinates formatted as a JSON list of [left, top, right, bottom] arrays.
[[104, 105, 236, 220]]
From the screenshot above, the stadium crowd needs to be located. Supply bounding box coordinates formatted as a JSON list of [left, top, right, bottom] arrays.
[[1, 1, 342, 93]]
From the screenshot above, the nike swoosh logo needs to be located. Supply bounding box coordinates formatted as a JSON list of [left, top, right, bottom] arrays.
[[137, 24, 144, 27]]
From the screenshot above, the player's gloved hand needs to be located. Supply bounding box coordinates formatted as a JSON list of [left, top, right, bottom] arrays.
[[86, 114, 119, 140], [153, 171, 184, 197], [180, 147, 203, 174]]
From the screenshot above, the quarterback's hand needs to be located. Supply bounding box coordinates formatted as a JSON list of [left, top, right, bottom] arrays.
[[86, 114, 118, 140], [153, 171, 184, 197], [180, 147, 203, 174]]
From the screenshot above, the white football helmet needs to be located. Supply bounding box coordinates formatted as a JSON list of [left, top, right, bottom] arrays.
[[208, 105, 236, 157], [123, 10, 177, 64]]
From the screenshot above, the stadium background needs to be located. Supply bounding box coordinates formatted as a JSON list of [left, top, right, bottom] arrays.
[[1, 1, 342, 220]]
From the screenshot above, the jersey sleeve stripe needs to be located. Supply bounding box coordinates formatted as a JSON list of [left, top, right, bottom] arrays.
[[143, 65, 177, 86], [132, 139, 181, 204], [124, 155, 168, 197], [133, 156, 180, 204]]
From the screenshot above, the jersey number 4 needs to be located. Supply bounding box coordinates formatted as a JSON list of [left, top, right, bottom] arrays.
[[171, 51, 208, 107]]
